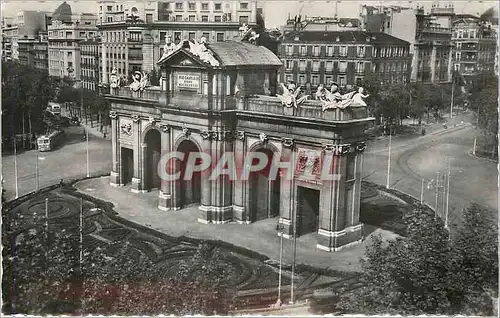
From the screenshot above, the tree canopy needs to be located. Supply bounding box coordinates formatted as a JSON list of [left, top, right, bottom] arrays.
[[337, 203, 497, 315]]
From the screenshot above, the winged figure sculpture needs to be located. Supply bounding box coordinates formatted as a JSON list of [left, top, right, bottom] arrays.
[[277, 83, 309, 108]]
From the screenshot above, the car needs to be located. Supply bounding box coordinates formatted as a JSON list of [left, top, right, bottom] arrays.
[[70, 117, 80, 126]]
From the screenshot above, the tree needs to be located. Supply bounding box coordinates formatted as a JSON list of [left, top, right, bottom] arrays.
[[337, 206, 495, 315]]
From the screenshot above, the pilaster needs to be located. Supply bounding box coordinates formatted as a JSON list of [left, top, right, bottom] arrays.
[[131, 115, 144, 193], [278, 137, 295, 237], [109, 111, 121, 186], [430, 46, 437, 83], [233, 131, 247, 223]]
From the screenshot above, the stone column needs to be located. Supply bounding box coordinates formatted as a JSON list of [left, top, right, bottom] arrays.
[[109, 111, 120, 186], [278, 137, 295, 237], [198, 130, 213, 222], [316, 144, 363, 252], [158, 124, 172, 211], [430, 45, 437, 83], [232, 131, 247, 223], [131, 115, 143, 193], [351, 142, 366, 229], [411, 45, 419, 82]]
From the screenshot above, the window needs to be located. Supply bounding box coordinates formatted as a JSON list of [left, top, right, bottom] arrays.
[[454, 63, 460, 71], [239, 16, 249, 24], [311, 75, 319, 86], [300, 45, 307, 56], [107, 6, 112, 11], [188, 2, 196, 10], [325, 75, 333, 85], [299, 74, 306, 85], [216, 33, 224, 42], [202, 32, 210, 40], [107, 16, 113, 22], [286, 60, 293, 70], [338, 76, 346, 86], [175, 2, 183, 10], [313, 45, 320, 56], [325, 61, 333, 72], [79, 31, 86, 38], [312, 60, 320, 72], [174, 31, 181, 44], [285, 74, 293, 83], [357, 46, 365, 57], [189, 15, 195, 21], [240, 3, 248, 9], [189, 32, 196, 40], [176, 15, 183, 21], [286, 45, 293, 56], [356, 62, 364, 73], [340, 46, 347, 57], [339, 61, 347, 72], [215, 16, 222, 22], [202, 15, 209, 22], [326, 46, 334, 57], [299, 60, 306, 71], [215, 3, 222, 10], [67, 51, 72, 58], [201, 3, 209, 10], [356, 77, 363, 86]]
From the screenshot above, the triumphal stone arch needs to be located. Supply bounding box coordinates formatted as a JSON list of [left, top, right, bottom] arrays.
[[106, 38, 374, 252]]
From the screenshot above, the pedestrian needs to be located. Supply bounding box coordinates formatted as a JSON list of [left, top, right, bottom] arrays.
[[59, 179, 64, 188]]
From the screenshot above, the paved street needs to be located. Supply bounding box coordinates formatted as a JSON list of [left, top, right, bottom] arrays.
[[2, 125, 112, 201], [363, 114, 498, 227]]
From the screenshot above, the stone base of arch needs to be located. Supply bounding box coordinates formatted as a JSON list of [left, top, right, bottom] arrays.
[[316, 224, 364, 252], [157, 190, 172, 211], [131, 178, 146, 193], [198, 205, 233, 224]]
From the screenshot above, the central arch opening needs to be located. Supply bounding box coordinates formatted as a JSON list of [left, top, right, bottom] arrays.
[[177, 139, 201, 207], [249, 148, 281, 222]]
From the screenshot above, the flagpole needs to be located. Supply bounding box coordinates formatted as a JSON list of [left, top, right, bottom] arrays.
[[86, 127, 90, 177], [35, 141, 40, 191], [420, 178, 424, 203], [386, 131, 392, 189], [290, 149, 297, 305], [435, 172, 439, 219], [14, 136, 19, 198], [277, 224, 284, 307], [445, 158, 451, 229], [80, 197, 83, 275]]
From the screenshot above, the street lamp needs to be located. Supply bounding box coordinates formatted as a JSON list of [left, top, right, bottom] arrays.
[[386, 126, 392, 189], [276, 223, 284, 307]]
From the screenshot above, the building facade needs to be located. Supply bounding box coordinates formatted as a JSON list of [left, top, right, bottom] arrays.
[[105, 39, 374, 252], [451, 14, 497, 84], [278, 31, 412, 92], [47, 3, 98, 83], [80, 37, 102, 90], [360, 4, 454, 84], [97, 0, 259, 85]]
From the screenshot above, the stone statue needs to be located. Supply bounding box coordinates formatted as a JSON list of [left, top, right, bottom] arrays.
[[109, 68, 120, 89], [158, 35, 178, 63], [129, 71, 149, 92], [351, 87, 369, 106], [187, 39, 220, 66], [277, 83, 308, 108], [321, 82, 357, 112], [239, 23, 260, 44], [315, 84, 327, 101]]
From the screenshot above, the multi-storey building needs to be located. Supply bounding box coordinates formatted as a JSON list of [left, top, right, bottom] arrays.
[[282, 16, 359, 34], [97, 0, 259, 85], [80, 37, 102, 91], [33, 32, 49, 70], [278, 31, 412, 92], [47, 2, 98, 84], [360, 3, 454, 84], [1, 11, 50, 62], [451, 14, 497, 85]]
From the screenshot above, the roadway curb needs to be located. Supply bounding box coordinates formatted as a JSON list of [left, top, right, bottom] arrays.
[[467, 149, 498, 163]]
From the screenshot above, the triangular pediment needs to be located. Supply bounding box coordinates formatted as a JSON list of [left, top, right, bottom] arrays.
[[157, 48, 211, 69]]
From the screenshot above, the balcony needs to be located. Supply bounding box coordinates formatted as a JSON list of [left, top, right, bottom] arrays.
[[420, 27, 451, 34]]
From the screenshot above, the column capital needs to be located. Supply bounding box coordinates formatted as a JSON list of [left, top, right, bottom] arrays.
[[259, 132, 268, 143], [148, 116, 157, 126], [131, 114, 140, 123], [109, 111, 118, 119], [236, 131, 245, 140], [281, 137, 295, 149], [181, 126, 191, 137], [200, 130, 212, 140], [159, 123, 170, 133], [355, 142, 367, 153]]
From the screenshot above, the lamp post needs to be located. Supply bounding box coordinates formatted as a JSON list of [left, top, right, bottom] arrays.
[[276, 223, 284, 307], [13, 135, 19, 198], [386, 129, 392, 189]]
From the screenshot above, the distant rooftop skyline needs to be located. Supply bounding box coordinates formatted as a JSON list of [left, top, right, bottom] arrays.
[[1, 0, 497, 29]]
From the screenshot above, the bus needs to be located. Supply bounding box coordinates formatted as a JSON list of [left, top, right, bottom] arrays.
[[37, 130, 66, 152], [48, 102, 61, 116]]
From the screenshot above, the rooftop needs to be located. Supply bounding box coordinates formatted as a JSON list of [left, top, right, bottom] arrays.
[[282, 31, 411, 45], [52, 1, 72, 23], [208, 41, 282, 67]]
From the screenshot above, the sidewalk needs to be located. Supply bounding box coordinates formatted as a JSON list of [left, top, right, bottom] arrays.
[[75, 176, 401, 273]]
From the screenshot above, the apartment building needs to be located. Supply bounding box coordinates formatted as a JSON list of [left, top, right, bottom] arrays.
[[451, 14, 497, 84], [360, 3, 454, 84], [80, 37, 102, 91], [47, 2, 98, 84], [278, 31, 412, 91], [97, 0, 259, 84]]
